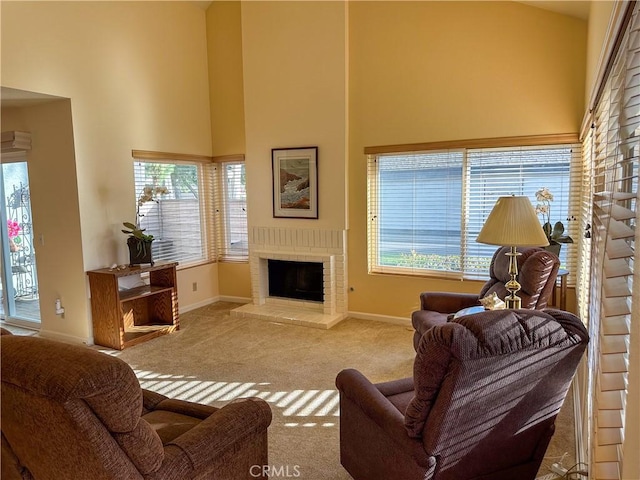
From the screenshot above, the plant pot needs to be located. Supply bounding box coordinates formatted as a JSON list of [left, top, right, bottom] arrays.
[[127, 237, 154, 266], [544, 243, 561, 258]]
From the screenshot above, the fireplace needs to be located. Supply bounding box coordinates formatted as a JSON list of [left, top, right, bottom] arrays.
[[231, 227, 347, 329], [268, 259, 324, 302]]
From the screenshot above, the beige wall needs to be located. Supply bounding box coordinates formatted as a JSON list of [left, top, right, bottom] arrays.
[[177, 262, 220, 309], [217, 262, 252, 300], [207, 0, 246, 158], [241, 1, 348, 232], [585, 1, 617, 111], [206, 1, 251, 300], [1, 0, 591, 336], [347, 1, 587, 318], [1, 1, 217, 342], [2, 101, 88, 341]]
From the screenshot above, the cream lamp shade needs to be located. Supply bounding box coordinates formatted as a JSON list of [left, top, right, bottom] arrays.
[[477, 195, 550, 309], [476, 195, 549, 247]]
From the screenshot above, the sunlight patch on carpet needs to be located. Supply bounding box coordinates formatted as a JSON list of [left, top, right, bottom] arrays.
[[132, 369, 340, 419]]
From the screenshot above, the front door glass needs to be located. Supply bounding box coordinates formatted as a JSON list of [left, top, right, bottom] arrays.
[[0, 161, 41, 323]]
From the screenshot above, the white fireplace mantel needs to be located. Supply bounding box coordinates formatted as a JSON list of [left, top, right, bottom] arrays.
[[231, 227, 347, 329]]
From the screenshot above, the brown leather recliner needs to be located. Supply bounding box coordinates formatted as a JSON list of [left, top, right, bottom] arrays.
[[411, 246, 560, 350], [336, 308, 588, 480], [1, 334, 272, 480]]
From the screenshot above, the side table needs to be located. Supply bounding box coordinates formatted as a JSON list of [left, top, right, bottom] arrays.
[[551, 269, 569, 311]]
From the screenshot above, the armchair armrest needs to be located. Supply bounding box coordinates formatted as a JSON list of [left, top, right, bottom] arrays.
[[336, 369, 430, 466], [159, 397, 272, 476], [142, 389, 167, 413], [419, 292, 480, 313], [143, 389, 218, 419]]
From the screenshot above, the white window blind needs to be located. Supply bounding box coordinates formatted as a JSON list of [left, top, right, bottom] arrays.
[[464, 145, 581, 279], [133, 159, 212, 266], [368, 143, 581, 281], [584, 4, 639, 479], [211, 158, 248, 261], [368, 150, 464, 278]]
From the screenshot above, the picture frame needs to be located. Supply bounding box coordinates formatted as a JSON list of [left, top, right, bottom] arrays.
[[271, 146, 318, 219]]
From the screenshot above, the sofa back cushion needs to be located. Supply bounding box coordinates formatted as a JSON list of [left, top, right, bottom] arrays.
[[405, 309, 588, 478], [480, 246, 559, 309]]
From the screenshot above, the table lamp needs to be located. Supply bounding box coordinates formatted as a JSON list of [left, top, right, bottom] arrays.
[[476, 195, 549, 309]]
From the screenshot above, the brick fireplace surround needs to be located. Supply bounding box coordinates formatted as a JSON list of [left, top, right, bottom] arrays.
[[231, 227, 347, 328]]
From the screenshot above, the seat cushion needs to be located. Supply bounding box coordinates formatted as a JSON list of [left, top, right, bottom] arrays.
[[385, 390, 415, 414], [142, 410, 203, 445]]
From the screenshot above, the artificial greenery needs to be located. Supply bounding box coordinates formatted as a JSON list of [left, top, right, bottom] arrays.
[[535, 187, 574, 246], [122, 222, 153, 257]]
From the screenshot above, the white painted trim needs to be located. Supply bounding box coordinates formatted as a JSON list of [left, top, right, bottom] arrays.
[[177, 296, 250, 314], [219, 295, 251, 304], [347, 310, 412, 327], [38, 328, 93, 346], [581, 1, 632, 138], [1, 318, 40, 331], [179, 297, 220, 314], [572, 371, 587, 473]]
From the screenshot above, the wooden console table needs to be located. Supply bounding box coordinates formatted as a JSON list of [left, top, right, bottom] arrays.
[[87, 263, 179, 350]]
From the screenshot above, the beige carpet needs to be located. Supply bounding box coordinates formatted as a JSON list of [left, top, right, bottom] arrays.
[[91, 301, 575, 479]]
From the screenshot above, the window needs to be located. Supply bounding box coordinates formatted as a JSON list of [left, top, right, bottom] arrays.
[[368, 141, 582, 281], [212, 158, 248, 261], [580, 3, 638, 478], [133, 155, 212, 267], [132, 151, 248, 267]]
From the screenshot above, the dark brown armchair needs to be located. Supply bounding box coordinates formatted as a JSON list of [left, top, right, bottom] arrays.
[[1, 334, 272, 480], [336, 308, 588, 480], [411, 246, 560, 349]]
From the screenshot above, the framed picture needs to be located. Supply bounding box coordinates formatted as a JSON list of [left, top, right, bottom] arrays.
[[272, 146, 318, 219]]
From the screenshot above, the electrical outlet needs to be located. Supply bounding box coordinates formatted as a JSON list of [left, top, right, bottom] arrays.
[[192, 282, 198, 292]]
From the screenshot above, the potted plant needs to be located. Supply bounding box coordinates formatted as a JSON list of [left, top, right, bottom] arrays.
[[535, 187, 573, 257], [7, 219, 21, 252], [122, 185, 169, 266], [122, 222, 154, 265]]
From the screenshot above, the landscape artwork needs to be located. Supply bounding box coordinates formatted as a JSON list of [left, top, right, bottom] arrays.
[[272, 147, 318, 218]]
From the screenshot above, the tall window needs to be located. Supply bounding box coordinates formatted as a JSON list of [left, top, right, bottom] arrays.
[[212, 157, 248, 261], [368, 142, 581, 280], [580, 3, 638, 479], [133, 158, 210, 266]]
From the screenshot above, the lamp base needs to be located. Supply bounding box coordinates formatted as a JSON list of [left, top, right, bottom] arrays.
[[504, 294, 522, 309], [505, 246, 522, 310]]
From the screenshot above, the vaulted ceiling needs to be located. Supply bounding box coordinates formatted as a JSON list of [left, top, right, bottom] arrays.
[[517, 1, 590, 20]]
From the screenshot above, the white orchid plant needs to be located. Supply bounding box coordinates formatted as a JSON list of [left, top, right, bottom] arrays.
[[535, 187, 573, 246], [122, 185, 169, 251]]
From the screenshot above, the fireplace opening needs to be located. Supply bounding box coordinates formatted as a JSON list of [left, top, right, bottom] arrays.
[[268, 259, 324, 303]]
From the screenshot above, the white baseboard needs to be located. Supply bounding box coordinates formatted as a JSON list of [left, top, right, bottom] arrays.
[[572, 369, 586, 471], [179, 297, 220, 314], [179, 296, 250, 314], [1, 318, 40, 331], [347, 310, 412, 327], [219, 295, 251, 304], [38, 328, 93, 346]]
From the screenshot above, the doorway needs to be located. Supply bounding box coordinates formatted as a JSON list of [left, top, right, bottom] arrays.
[[0, 159, 41, 325]]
